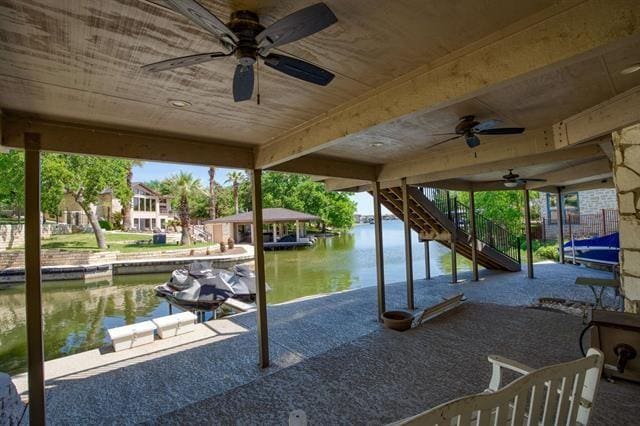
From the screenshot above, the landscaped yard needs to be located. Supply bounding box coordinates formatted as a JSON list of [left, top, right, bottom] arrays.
[[36, 232, 214, 252]]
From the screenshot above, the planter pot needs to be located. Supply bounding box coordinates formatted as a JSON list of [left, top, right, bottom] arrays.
[[381, 310, 414, 331]]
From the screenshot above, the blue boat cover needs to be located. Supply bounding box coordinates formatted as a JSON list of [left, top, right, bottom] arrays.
[[563, 232, 619, 250], [564, 232, 619, 264]]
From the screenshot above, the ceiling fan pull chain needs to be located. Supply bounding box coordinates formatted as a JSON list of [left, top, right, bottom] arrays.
[[257, 60, 261, 105]]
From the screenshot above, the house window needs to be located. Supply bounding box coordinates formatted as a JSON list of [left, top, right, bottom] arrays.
[[134, 218, 139, 229], [161, 219, 166, 229], [547, 192, 580, 224], [133, 197, 140, 211], [151, 198, 156, 212]]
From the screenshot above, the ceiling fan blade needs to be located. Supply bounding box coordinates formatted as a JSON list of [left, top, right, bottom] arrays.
[[471, 119, 501, 132], [427, 135, 462, 150], [477, 127, 525, 135], [141, 52, 229, 72], [233, 64, 254, 102], [263, 54, 334, 86], [520, 178, 547, 182], [426, 132, 459, 136], [164, 0, 238, 45], [257, 3, 337, 51], [465, 134, 481, 148]]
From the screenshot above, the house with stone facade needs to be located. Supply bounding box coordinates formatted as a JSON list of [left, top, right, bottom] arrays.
[[56, 183, 173, 231], [536, 188, 619, 240]]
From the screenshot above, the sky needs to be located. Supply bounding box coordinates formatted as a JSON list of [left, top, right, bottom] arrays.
[[132, 161, 387, 215]]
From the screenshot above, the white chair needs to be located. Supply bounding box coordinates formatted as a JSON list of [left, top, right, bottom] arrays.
[[393, 348, 604, 426]]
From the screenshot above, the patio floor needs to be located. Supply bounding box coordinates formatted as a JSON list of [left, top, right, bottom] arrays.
[[31, 262, 638, 424]]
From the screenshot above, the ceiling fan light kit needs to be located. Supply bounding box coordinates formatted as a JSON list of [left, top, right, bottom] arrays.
[[142, 1, 338, 102], [426, 115, 526, 150]]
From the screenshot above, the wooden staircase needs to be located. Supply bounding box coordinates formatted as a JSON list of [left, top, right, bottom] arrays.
[[377, 186, 521, 272]]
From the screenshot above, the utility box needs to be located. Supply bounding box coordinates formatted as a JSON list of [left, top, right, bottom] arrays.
[[153, 233, 166, 244], [586, 309, 640, 382]]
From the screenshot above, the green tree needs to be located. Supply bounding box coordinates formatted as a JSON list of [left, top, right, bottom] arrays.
[[43, 154, 133, 249], [164, 172, 202, 245], [208, 166, 217, 219], [455, 190, 540, 235], [225, 171, 247, 214], [0, 151, 25, 219]]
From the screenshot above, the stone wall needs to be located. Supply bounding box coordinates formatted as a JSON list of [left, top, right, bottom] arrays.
[[0, 223, 72, 251], [0, 250, 119, 269], [612, 124, 640, 313]]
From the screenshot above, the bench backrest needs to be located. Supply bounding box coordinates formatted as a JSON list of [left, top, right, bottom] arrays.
[[398, 349, 604, 426]]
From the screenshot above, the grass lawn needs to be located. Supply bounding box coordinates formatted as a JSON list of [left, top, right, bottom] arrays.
[[38, 232, 214, 252]]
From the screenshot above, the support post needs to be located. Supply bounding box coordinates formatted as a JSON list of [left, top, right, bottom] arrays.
[[401, 178, 414, 310], [424, 240, 431, 280], [251, 169, 269, 368], [372, 181, 385, 319], [295, 220, 300, 242], [601, 208, 607, 236], [450, 195, 458, 284], [557, 188, 565, 264], [469, 191, 479, 281], [24, 133, 45, 425], [524, 189, 534, 279]]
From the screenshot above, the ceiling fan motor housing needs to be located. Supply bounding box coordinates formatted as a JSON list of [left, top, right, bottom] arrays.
[[227, 10, 264, 66]]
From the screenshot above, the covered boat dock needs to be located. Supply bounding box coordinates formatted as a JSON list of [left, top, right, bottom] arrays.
[[204, 208, 320, 249]]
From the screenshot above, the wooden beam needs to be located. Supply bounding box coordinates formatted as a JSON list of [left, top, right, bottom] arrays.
[[270, 156, 377, 181], [2, 114, 254, 169], [251, 169, 269, 368], [255, 0, 640, 168], [379, 130, 603, 183], [526, 157, 611, 189], [424, 241, 431, 280], [554, 86, 640, 148], [24, 134, 45, 425], [402, 178, 414, 310], [536, 177, 615, 193], [372, 181, 385, 320], [557, 187, 565, 264]]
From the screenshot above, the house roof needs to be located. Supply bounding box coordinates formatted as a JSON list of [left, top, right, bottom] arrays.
[[206, 208, 320, 224], [133, 182, 161, 197]]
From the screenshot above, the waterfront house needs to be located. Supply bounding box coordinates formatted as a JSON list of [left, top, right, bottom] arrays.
[[55, 182, 173, 231], [2, 1, 640, 424]]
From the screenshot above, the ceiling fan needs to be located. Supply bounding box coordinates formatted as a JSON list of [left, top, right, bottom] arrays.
[[499, 169, 547, 188], [428, 115, 526, 148], [142, 1, 338, 102]]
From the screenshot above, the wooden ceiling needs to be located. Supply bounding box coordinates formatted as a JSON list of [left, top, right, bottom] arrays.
[[0, 0, 638, 191], [318, 38, 640, 164], [0, 0, 554, 144]]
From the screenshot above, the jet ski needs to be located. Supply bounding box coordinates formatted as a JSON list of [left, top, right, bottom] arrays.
[[155, 262, 269, 310]]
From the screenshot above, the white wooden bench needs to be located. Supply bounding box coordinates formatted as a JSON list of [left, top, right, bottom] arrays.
[[224, 298, 255, 313], [392, 348, 604, 425], [152, 311, 197, 339], [107, 321, 156, 352]]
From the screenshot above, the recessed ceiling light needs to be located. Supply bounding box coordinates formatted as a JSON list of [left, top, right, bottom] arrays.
[[370, 142, 384, 148], [168, 99, 191, 108], [620, 63, 640, 75]]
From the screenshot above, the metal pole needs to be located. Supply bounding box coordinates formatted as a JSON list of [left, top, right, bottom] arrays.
[[401, 178, 414, 310], [451, 197, 458, 284], [251, 169, 269, 368], [24, 133, 46, 425], [557, 188, 565, 264], [372, 181, 386, 319], [424, 240, 431, 280], [601, 208, 606, 236], [469, 191, 479, 281], [524, 189, 534, 278]]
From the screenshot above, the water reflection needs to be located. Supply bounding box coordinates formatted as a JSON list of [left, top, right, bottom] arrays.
[[0, 221, 468, 374]]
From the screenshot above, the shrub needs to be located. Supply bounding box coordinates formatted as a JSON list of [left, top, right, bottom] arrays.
[[99, 219, 112, 230], [535, 245, 558, 261], [520, 239, 541, 252], [227, 237, 235, 249], [219, 241, 226, 253]]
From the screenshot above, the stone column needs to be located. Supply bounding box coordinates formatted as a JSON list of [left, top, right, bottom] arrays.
[[612, 124, 640, 313]]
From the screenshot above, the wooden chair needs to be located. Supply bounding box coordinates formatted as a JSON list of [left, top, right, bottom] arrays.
[[393, 348, 604, 426]]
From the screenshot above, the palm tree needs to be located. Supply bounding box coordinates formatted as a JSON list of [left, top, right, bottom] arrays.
[[165, 172, 201, 245], [208, 166, 216, 219], [121, 160, 142, 230], [225, 171, 245, 214]]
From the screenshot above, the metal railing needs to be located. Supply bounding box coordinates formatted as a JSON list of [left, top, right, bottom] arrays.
[[421, 187, 521, 262]]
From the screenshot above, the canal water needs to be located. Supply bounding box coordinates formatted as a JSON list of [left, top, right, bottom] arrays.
[[0, 221, 469, 374]]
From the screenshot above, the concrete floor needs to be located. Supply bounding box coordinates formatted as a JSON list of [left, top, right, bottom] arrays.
[[32, 262, 636, 425]]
